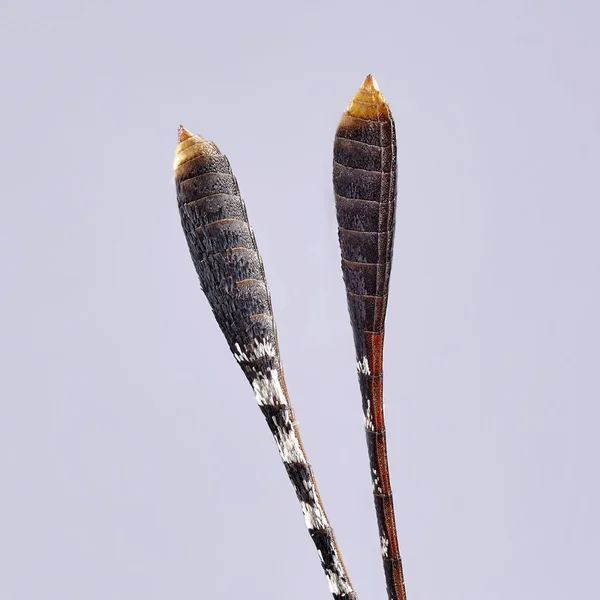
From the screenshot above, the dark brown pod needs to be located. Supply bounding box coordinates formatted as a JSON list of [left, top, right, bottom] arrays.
[[174, 127, 358, 600], [333, 77, 407, 600]]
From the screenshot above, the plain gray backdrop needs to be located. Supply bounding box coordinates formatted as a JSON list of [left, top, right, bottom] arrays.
[[1, 1, 598, 599]]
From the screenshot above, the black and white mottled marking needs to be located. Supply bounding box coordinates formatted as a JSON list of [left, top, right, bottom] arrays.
[[174, 128, 357, 600]]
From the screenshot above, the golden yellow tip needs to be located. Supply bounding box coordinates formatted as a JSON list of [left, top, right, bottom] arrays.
[[173, 128, 222, 172], [345, 74, 388, 121], [178, 125, 193, 143], [361, 74, 380, 92]]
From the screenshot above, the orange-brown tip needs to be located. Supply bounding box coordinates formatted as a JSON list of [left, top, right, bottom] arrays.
[[361, 74, 380, 92], [178, 125, 193, 143]]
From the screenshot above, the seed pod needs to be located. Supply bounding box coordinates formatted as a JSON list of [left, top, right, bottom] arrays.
[[174, 126, 278, 373], [174, 127, 358, 600], [333, 74, 397, 342], [333, 76, 407, 600]]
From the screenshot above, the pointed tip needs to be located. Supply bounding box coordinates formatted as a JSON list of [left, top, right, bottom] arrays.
[[361, 74, 380, 92], [173, 128, 221, 172], [178, 125, 193, 143], [344, 74, 388, 121]]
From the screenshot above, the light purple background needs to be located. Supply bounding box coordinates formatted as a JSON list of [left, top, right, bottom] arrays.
[[1, 2, 598, 599]]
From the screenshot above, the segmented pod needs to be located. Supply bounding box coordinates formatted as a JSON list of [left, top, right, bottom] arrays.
[[333, 76, 407, 600], [174, 127, 358, 600]]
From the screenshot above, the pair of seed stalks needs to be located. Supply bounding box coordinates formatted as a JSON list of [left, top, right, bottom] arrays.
[[173, 75, 405, 600]]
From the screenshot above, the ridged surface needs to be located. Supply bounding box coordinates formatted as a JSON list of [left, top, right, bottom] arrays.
[[333, 76, 407, 600], [174, 126, 357, 600]]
